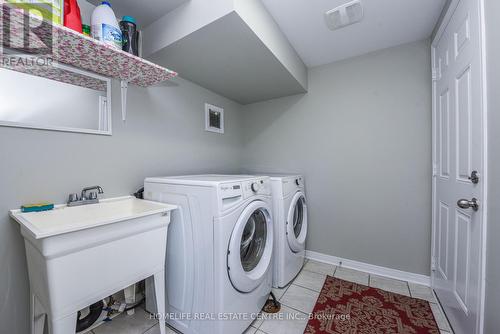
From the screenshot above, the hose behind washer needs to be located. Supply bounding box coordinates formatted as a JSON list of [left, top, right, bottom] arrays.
[[76, 300, 104, 333]]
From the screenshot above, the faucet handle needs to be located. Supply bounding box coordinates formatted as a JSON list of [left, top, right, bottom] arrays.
[[88, 192, 98, 200], [68, 193, 79, 203]]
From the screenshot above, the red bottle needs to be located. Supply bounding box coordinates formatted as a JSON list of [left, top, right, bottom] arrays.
[[64, 0, 83, 33]]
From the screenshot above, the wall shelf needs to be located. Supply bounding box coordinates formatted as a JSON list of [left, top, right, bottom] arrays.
[[0, 5, 178, 121]]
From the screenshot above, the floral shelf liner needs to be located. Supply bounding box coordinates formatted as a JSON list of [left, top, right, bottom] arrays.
[[0, 5, 178, 88], [1, 58, 108, 91]]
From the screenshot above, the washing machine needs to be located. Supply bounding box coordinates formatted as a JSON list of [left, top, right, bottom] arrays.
[[143, 175, 273, 334], [268, 174, 307, 288]]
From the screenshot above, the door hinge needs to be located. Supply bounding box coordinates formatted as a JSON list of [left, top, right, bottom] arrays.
[[432, 68, 439, 81], [432, 163, 438, 177], [431, 256, 436, 271]]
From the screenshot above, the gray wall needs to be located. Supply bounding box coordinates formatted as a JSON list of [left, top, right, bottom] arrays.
[[0, 77, 244, 333], [241, 39, 433, 275], [484, 0, 500, 332]]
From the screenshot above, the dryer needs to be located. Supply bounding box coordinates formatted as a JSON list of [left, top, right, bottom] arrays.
[[144, 175, 273, 334], [268, 174, 307, 288]]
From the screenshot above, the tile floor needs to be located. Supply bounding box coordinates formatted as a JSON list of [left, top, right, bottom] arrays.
[[88, 259, 454, 334]]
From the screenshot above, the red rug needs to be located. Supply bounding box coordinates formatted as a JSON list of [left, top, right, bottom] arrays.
[[304, 276, 440, 334]]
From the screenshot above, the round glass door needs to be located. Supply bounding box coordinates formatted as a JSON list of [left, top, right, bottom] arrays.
[[292, 198, 304, 238], [287, 192, 307, 253], [240, 209, 267, 272], [228, 201, 273, 293]]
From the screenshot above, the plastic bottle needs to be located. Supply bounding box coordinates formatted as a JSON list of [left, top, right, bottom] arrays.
[[64, 0, 83, 33], [91, 1, 122, 50], [120, 16, 139, 56]]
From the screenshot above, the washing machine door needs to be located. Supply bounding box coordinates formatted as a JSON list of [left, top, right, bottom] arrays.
[[227, 200, 273, 293], [286, 192, 307, 253]]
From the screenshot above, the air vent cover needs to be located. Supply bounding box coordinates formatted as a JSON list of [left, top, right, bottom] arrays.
[[325, 0, 364, 31]]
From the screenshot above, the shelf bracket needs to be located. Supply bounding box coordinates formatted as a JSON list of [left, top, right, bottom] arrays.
[[121, 80, 128, 122]]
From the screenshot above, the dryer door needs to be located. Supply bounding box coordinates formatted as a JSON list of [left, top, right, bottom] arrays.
[[286, 192, 307, 253], [228, 200, 273, 293]]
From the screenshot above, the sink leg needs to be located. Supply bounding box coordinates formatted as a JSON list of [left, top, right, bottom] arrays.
[[30, 292, 35, 334], [50, 313, 77, 334], [31, 292, 47, 334], [124, 283, 137, 315], [154, 270, 166, 334]]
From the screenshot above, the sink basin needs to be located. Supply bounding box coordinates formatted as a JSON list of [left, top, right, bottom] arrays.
[[11, 196, 176, 239], [10, 196, 176, 334]]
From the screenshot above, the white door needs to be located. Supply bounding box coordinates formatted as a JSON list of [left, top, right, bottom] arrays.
[[432, 0, 485, 333], [227, 201, 273, 293]]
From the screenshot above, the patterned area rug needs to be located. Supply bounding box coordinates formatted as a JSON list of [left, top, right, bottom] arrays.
[[304, 276, 440, 334]]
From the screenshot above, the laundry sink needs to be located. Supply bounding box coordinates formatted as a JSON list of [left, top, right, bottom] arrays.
[[12, 195, 175, 239], [10, 196, 177, 334]]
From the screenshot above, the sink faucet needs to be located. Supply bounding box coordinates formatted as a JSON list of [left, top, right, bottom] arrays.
[[81, 186, 104, 200], [67, 186, 104, 207]]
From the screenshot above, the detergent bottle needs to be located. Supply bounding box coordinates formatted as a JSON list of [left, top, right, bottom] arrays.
[[91, 1, 122, 49], [64, 0, 83, 33]]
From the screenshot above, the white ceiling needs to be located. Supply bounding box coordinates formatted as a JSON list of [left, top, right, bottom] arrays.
[[88, 0, 188, 27], [261, 0, 446, 67]]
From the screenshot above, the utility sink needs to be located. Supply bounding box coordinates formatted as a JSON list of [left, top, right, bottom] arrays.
[[10, 196, 177, 334], [12, 196, 176, 239]]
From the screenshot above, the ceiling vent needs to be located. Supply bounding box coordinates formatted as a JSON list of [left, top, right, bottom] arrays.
[[324, 0, 364, 31]]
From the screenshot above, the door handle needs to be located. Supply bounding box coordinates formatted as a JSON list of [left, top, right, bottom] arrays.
[[457, 198, 479, 211]]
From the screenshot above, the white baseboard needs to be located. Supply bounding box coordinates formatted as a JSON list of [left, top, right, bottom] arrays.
[[305, 250, 431, 286]]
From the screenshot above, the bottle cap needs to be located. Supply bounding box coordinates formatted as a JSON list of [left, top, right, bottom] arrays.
[[101, 1, 112, 7], [82, 24, 91, 36], [122, 16, 137, 24]]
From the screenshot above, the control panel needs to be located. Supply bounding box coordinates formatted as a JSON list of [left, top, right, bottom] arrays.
[[243, 177, 271, 197], [218, 177, 271, 211], [220, 183, 243, 200], [281, 175, 304, 197]]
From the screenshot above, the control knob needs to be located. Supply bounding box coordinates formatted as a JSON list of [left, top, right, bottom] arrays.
[[251, 182, 260, 192]]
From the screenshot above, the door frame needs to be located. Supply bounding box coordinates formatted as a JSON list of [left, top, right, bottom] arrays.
[[430, 0, 488, 332]]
